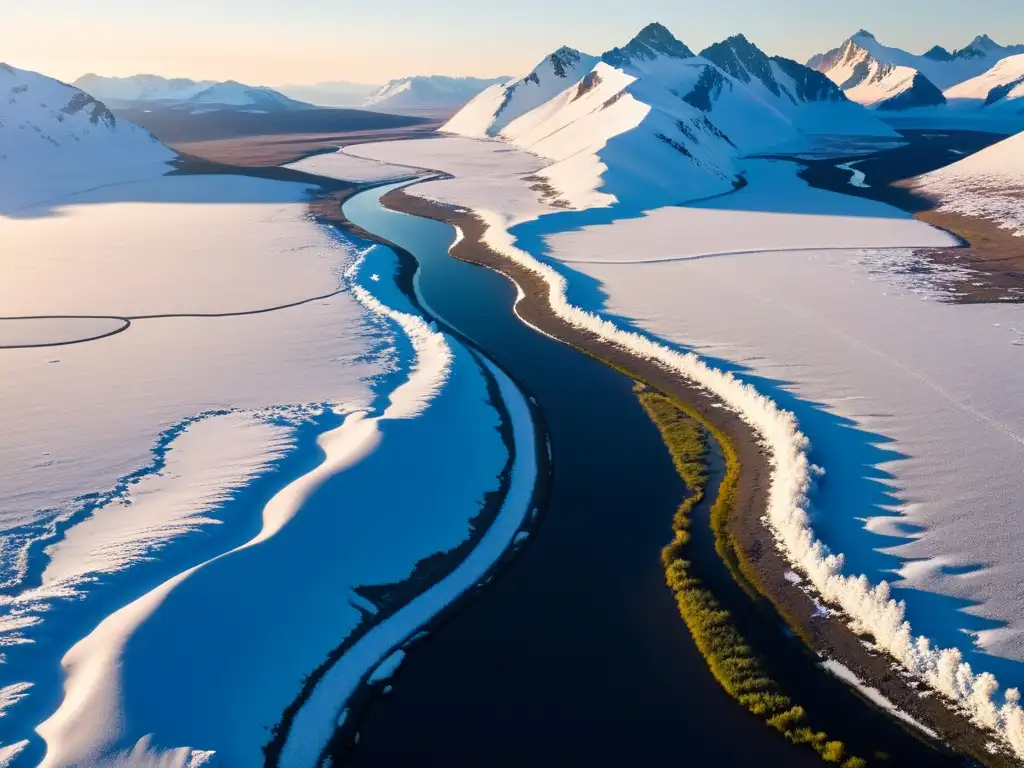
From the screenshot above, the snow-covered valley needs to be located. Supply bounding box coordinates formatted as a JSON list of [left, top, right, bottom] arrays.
[[341, 120, 1024, 757], [6, 11, 1024, 764], [0, 166, 529, 765]]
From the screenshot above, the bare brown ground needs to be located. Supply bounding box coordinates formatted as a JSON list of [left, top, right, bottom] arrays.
[[913, 208, 1024, 303], [170, 123, 442, 167], [380, 186, 1015, 767]]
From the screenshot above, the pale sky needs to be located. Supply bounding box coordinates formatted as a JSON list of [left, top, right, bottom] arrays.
[[3, 0, 1023, 86]]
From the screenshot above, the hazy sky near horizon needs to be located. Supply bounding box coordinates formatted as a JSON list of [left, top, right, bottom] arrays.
[[4, 0, 1023, 85]]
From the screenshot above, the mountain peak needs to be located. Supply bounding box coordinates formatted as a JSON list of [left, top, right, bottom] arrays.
[[969, 33, 999, 50], [699, 34, 784, 95], [634, 22, 674, 43], [549, 46, 585, 78], [852, 29, 876, 41], [603, 22, 694, 67], [722, 33, 758, 50], [923, 45, 954, 62]]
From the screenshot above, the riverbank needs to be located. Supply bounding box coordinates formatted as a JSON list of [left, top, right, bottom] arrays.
[[381, 186, 1012, 766], [332, 182, 830, 766], [766, 129, 1023, 304]]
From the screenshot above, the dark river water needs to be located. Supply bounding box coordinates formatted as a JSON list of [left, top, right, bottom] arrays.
[[328, 181, 959, 766]]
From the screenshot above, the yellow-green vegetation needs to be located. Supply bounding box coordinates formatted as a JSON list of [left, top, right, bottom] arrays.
[[638, 387, 866, 768]]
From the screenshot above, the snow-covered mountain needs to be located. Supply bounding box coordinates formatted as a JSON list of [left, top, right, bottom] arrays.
[[73, 74, 312, 112], [273, 80, 379, 108], [73, 73, 215, 105], [593, 25, 798, 151], [443, 47, 599, 137], [912, 129, 1024, 236], [444, 23, 897, 209], [811, 33, 947, 110], [363, 75, 509, 114], [698, 34, 899, 134], [184, 81, 310, 111], [944, 54, 1024, 113], [811, 30, 1024, 111], [1, 63, 174, 211], [501, 60, 742, 209]]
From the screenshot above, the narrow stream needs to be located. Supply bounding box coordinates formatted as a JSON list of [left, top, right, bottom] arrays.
[[324, 181, 959, 766]]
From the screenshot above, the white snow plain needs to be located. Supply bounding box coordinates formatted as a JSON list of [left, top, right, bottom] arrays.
[[348, 135, 1024, 758], [1, 172, 524, 767], [286, 148, 422, 183]]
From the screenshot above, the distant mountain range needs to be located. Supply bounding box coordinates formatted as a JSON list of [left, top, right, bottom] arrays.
[[12, 23, 1024, 215], [73, 73, 509, 116], [808, 31, 1024, 117], [72, 74, 313, 112], [446, 23, 899, 209], [273, 80, 379, 108], [363, 75, 510, 114]]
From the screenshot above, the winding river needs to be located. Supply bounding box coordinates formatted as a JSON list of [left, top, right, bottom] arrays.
[[316, 181, 960, 766]]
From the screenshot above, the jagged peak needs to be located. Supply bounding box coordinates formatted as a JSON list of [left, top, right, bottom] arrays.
[[551, 45, 582, 59], [699, 34, 771, 70], [852, 29, 876, 40], [923, 45, 954, 62], [970, 33, 999, 50], [603, 21, 694, 67], [722, 33, 763, 53], [548, 45, 585, 77]]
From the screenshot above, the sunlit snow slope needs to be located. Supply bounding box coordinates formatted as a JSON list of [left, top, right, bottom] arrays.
[[0, 62, 174, 212], [913, 129, 1024, 236]]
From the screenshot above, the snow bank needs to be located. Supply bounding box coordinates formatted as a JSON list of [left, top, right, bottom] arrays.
[[0, 176, 388, 760], [30, 238, 515, 766], [278, 350, 536, 767]]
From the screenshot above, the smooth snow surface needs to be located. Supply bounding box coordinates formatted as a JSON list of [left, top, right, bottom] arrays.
[[287, 148, 421, 183], [543, 160, 952, 263], [0, 317, 127, 348], [914, 130, 1024, 236], [345, 137, 551, 223], [1, 173, 518, 766]]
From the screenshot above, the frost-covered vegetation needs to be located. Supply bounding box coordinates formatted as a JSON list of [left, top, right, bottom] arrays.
[[640, 389, 865, 766]]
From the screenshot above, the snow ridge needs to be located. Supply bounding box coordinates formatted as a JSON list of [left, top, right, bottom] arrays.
[[443, 48, 599, 137], [468, 207, 1024, 762]]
